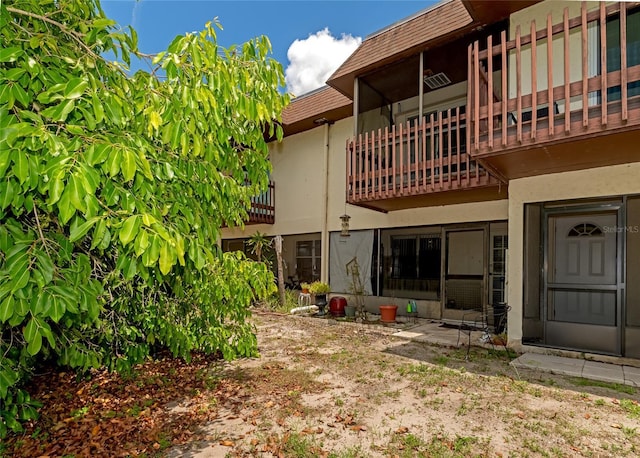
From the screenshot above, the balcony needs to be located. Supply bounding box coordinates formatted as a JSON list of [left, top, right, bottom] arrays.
[[346, 107, 505, 212], [468, 2, 640, 179], [246, 181, 275, 225]]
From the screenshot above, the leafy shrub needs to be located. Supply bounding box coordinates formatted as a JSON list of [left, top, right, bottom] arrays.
[[0, 0, 287, 436]]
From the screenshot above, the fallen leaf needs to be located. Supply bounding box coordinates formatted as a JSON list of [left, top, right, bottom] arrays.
[[516, 411, 526, 419], [152, 443, 161, 450], [584, 413, 591, 419], [219, 440, 235, 447], [395, 426, 409, 434], [350, 424, 367, 432], [250, 439, 259, 446], [611, 424, 622, 429]]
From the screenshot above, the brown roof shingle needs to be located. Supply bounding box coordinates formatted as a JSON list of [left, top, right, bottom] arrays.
[[281, 86, 352, 136]]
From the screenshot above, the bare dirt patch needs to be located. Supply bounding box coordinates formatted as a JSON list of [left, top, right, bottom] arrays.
[[4, 311, 640, 457], [175, 312, 640, 457]]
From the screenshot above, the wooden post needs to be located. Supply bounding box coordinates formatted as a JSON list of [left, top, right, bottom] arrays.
[[274, 235, 286, 307]]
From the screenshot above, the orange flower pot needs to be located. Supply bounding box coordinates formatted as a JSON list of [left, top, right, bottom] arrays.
[[379, 305, 398, 323]]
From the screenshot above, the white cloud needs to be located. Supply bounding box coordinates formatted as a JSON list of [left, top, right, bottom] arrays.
[[285, 28, 361, 96]]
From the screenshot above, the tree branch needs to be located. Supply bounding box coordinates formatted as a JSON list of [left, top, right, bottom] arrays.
[[7, 6, 101, 62], [32, 206, 51, 256]]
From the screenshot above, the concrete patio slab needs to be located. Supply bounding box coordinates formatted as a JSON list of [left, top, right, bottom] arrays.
[[623, 366, 640, 387], [583, 360, 625, 384], [393, 331, 427, 339], [512, 353, 585, 378], [384, 318, 637, 387]]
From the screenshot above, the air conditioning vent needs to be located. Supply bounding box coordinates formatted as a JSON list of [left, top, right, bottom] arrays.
[[423, 72, 451, 90]]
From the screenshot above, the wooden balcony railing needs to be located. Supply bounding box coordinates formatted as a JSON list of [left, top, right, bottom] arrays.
[[469, 2, 640, 158], [347, 107, 501, 206], [247, 181, 275, 224]]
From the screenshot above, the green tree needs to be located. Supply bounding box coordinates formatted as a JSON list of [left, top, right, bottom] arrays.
[[247, 231, 272, 263], [0, 0, 289, 436]]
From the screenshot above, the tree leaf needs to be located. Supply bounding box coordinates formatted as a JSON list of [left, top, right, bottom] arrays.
[[57, 187, 76, 224], [63, 78, 89, 100], [158, 242, 175, 275], [49, 297, 66, 323], [119, 215, 140, 246], [0, 179, 15, 210], [47, 175, 64, 205], [92, 94, 104, 123], [69, 217, 99, 242], [27, 331, 42, 356], [0, 366, 19, 398], [23, 317, 37, 343], [10, 263, 30, 293], [149, 111, 162, 131], [0, 149, 11, 178], [121, 148, 136, 182], [67, 174, 86, 211], [0, 295, 14, 323], [0, 47, 22, 62], [142, 234, 161, 266], [134, 229, 149, 256], [12, 150, 29, 185]]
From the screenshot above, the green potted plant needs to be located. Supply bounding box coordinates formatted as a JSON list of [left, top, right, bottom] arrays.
[[309, 281, 330, 316], [309, 281, 330, 295]]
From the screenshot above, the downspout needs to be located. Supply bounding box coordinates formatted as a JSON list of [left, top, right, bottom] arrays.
[[353, 77, 359, 136], [320, 121, 331, 283]]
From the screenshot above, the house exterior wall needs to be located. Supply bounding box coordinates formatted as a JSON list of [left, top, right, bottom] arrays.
[[507, 162, 640, 348], [222, 114, 509, 241], [220, 1, 639, 359], [221, 111, 508, 317]]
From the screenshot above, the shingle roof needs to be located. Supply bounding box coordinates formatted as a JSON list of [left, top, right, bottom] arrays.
[[281, 86, 352, 136], [327, 0, 473, 97]]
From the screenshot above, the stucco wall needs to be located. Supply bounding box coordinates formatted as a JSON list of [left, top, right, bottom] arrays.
[[507, 162, 640, 345], [221, 114, 509, 242]]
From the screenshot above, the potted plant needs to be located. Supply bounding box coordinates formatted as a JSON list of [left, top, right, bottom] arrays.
[[379, 297, 398, 323], [309, 281, 330, 316], [379, 304, 398, 323], [300, 282, 311, 294]]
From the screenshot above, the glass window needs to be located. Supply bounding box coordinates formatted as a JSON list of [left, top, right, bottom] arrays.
[[383, 233, 441, 299], [603, 8, 640, 100], [296, 240, 321, 283]]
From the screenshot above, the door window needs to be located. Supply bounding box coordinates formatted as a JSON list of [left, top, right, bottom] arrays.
[[296, 240, 321, 283]]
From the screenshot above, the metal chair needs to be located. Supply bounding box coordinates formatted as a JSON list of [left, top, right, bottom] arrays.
[[457, 304, 511, 359]]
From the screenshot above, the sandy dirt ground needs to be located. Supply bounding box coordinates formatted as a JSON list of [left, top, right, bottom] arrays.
[[166, 311, 640, 457]]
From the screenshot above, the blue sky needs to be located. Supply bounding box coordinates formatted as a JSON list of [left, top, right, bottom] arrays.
[[101, 0, 436, 95]]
